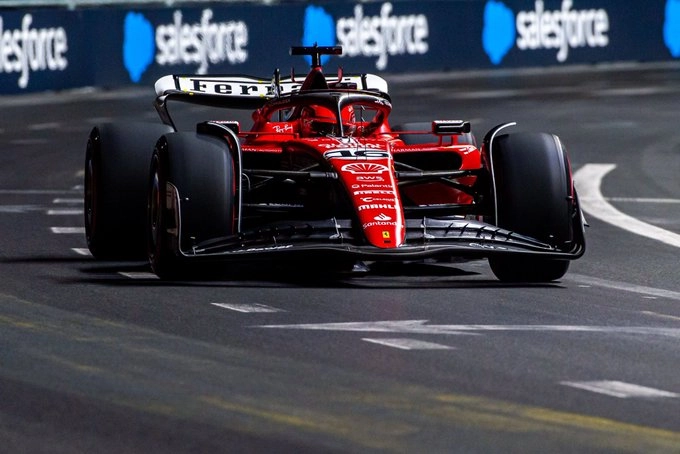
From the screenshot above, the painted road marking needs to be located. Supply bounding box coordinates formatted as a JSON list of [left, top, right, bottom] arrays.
[[257, 320, 680, 338], [212, 303, 284, 313], [47, 209, 83, 215], [28, 122, 61, 130], [574, 164, 680, 248], [606, 197, 680, 204], [567, 274, 680, 301], [0, 205, 45, 213], [0, 189, 78, 195], [71, 248, 91, 256], [640, 311, 680, 322], [52, 198, 82, 204], [118, 272, 159, 280], [10, 139, 49, 145], [50, 227, 85, 234], [362, 338, 454, 350], [561, 381, 680, 399]]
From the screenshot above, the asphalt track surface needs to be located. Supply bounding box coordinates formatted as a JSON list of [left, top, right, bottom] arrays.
[[1, 63, 680, 453]]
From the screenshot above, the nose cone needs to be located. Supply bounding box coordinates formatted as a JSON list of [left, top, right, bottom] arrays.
[[331, 158, 405, 248]]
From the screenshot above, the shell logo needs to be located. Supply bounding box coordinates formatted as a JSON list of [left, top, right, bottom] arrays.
[[341, 162, 389, 174]]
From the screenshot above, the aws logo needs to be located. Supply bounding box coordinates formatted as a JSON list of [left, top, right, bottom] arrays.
[[301, 3, 429, 70], [122, 10, 248, 83], [482, 0, 609, 65], [665, 0, 680, 57]]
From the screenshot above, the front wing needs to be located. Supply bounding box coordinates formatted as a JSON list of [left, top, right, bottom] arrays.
[[176, 217, 586, 263]]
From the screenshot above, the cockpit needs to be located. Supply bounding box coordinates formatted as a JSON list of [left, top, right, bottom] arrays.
[[248, 91, 392, 141]]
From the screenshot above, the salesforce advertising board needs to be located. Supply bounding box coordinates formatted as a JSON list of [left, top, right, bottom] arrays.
[[1, 0, 680, 93], [0, 10, 89, 94], [89, 0, 680, 88]]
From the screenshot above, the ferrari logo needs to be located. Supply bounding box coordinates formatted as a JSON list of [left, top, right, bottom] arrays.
[[382, 231, 390, 239]]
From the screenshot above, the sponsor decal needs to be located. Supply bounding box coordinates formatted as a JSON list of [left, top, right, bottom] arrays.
[[356, 175, 385, 181], [353, 189, 395, 195], [230, 244, 294, 253], [665, 0, 680, 58], [351, 184, 393, 189], [470, 242, 506, 250], [482, 0, 610, 65], [341, 162, 389, 174], [374, 213, 392, 221], [273, 124, 294, 133], [301, 3, 429, 70], [361, 197, 396, 203], [178, 77, 265, 95], [0, 14, 68, 89], [358, 203, 395, 211], [363, 220, 398, 228], [123, 9, 249, 83]]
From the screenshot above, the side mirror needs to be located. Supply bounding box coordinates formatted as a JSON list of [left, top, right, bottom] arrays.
[[432, 120, 471, 135]]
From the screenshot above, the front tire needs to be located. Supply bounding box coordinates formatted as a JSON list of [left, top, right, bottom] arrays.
[[487, 132, 576, 282], [148, 132, 236, 279]]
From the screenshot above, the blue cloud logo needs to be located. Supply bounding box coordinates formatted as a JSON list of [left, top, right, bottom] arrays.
[[301, 5, 336, 65], [482, 0, 516, 65], [664, 0, 680, 57], [123, 12, 155, 83]]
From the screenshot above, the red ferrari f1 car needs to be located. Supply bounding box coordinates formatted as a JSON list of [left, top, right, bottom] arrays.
[[84, 45, 585, 281]]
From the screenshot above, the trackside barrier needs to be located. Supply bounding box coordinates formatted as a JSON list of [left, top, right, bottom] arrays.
[[1, 0, 679, 94]]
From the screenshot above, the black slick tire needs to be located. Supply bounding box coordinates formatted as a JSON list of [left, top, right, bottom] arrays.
[[488, 132, 575, 282], [148, 132, 236, 279], [84, 123, 172, 260]]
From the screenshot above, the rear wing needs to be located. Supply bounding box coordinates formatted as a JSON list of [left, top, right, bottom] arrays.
[[155, 73, 389, 105], [154, 73, 389, 129]]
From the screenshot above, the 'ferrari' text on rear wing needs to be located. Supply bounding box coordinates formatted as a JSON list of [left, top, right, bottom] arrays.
[[155, 74, 389, 101]]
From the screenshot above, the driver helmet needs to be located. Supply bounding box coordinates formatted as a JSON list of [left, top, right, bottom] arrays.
[[300, 105, 356, 136], [300, 106, 337, 136]]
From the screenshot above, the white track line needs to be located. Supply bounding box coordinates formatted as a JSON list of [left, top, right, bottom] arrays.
[[50, 227, 85, 234], [212, 303, 284, 313], [567, 274, 680, 301], [0, 190, 78, 195], [574, 164, 680, 248], [561, 381, 679, 398], [362, 338, 454, 350], [47, 209, 83, 215], [257, 321, 680, 338], [118, 272, 159, 280]]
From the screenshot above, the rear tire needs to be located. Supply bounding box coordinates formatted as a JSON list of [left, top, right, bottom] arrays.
[[84, 123, 172, 260], [148, 132, 236, 279], [487, 132, 575, 282]]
